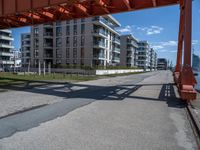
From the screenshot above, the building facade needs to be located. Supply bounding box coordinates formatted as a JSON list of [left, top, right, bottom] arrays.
[[150, 48, 157, 70], [192, 54, 200, 71], [21, 33, 31, 67], [30, 15, 121, 67], [0, 29, 14, 70], [137, 41, 151, 69], [157, 58, 168, 70], [120, 34, 138, 67]]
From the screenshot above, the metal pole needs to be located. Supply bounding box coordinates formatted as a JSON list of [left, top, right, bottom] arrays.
[[38, 61, 41, 75], [43, 61, 46, 76]]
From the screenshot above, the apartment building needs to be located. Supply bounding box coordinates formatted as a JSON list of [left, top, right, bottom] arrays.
[[120, 34, 138, 67], [150, 48, 157, 70], [157, 58, 168, 70], [137, 41, 151, 69], [21, 33, 31, 67], [0, 29, 14, 70], [30, 15, 121, 67]]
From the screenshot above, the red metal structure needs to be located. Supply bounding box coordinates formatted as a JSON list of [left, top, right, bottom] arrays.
[[0, 0, 196, 101]]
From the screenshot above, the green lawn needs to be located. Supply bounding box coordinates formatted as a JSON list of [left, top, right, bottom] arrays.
[[0, 71, 144, 86]]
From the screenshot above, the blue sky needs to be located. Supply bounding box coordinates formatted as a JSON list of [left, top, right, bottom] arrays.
[[11, 0, 200, 65]]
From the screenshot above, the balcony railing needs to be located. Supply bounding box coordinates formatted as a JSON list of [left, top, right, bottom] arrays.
[[93, 54, 105, 59], [93, 29, 107, 36], [44, 32, 53, 36], [112, 47, 120, 53], [93, 41, 106, 48]]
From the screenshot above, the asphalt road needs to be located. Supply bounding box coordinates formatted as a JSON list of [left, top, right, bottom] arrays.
[[0, 71, 198, 150]]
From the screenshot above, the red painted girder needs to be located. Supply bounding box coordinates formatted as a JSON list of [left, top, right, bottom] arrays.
[[0, 0, 179, 29]]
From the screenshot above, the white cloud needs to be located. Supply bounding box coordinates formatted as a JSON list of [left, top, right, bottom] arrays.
[[160, 41, 177, 46], [192, 40, 199, 45], [152, 45, 164, 49], [137, 25, 163, 35], [117, 25, 132, 33]]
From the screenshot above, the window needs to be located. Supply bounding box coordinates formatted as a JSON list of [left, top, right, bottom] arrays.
[[73, 48, 77, 58], [56, 38, 62, 47], [56, 49, 62, 58], [73, 36, 77, 47], [66, 20, 70, 24], [74, 19, 77, 24], [81, 24, 85, 34], [73, 25, 77, 35], [81, 36, 85, 46], [81, 48, 84, 65], [56, 27, 62, 36], [66, 37, 70, 47], [81, 18, 85, 22], [66, 26, 70, 35], [56, 21, 61, 26], [66, 48, 70, 58]]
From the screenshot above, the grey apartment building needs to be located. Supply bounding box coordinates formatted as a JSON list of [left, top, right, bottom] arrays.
[[150, 48, 157, 70], [137, 41, 151, 69], [21, 33, 31, 67], [120, 34, 138, 67], [29, 15, 121, 67], [0, 29, 14, 70]]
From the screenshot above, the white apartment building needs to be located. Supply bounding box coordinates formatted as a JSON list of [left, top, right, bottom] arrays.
[[150, 48, 157, 70], [120, 34, 138, 67], [0, 30, 14, 70], [30, 15, 121, 67], [137, 41, 151, 69], [21, 33, 31, 67]]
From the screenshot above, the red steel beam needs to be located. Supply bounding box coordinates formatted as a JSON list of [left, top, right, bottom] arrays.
[[0, 0, 179, 29]]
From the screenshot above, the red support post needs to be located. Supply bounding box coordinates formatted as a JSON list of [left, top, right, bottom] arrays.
[[178, 0, 197, 101], [174, 2, 184, 84]]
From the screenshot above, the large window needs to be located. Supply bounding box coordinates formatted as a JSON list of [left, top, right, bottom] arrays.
[[81, 24, 85, 34], [66, 26, 70, 35], [81, 36, 85, 46], [73, 36, 77, 47], [73, 25, 77, 35], [56, 27, 62, 36], [56, 38, 62, 47], [66, 37, 70, 47]]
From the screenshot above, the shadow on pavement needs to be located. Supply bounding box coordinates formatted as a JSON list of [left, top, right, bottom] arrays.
[[0, 78, 185, 139]]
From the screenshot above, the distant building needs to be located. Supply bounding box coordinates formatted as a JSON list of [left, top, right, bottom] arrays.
[[157, 58, 168, 70], [137, 41, 151, 69], [0, 29, 14, 70], [11, 49, 21, 68], [120, 34, 138, 67], [29, 15, 121, 67], [150, 48, 157, 70], [21, 33, 31, 67], [192, 54, 200, 71]]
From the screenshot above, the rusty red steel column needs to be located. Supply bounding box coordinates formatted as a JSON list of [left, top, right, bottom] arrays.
[[174, 0, 184, 84], [178, 0, 197, 101]]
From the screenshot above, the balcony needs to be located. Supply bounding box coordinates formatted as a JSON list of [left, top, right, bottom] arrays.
[[0, 44, 14, 49], [113, 38, 120, 44], [93, 41, 106, 48], [44, 54, 53, 59], [0, 35, 14, 41], [112, 57, 120, 62], [1, 60, 14, 65], [44, 43, 53, 48], [93, 29, 107, 37], [127, 41, 138, 48], [44, 32, 53, 38], [0, 52, 13, 57], [93, 53, 105, 59], [112, 47, 120, 53]]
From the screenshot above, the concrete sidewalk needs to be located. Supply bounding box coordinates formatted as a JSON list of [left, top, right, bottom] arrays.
[[0, 71, 198, 150]]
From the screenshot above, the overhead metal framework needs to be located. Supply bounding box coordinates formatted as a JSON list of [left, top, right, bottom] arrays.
[[0, 0, 196, 101], [0, 0, 179, 29]]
